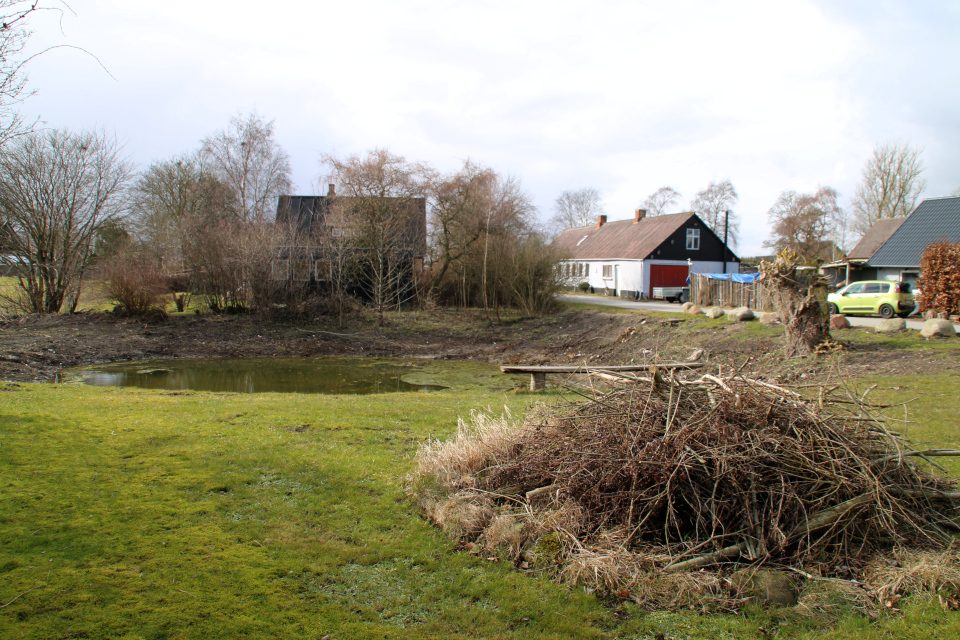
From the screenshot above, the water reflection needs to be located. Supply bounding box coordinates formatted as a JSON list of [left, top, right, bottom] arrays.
[[56, 358, 452, 395]]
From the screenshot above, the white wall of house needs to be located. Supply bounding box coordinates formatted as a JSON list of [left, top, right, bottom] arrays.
[[561, 259, 739, 297]]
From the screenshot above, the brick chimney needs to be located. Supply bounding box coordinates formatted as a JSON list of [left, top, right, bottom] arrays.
[[327, 183, 336, 197], [634, 208, 647, 223], [597, 214, 607, 228]]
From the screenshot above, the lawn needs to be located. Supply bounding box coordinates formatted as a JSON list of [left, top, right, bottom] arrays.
[[3, 372, 960, 638]]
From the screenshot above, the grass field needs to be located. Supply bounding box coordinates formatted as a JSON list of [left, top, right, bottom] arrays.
[[3, 369, 960, 639]]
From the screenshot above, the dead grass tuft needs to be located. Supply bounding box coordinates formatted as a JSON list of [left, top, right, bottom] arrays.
[[863, 548, 960, 601]]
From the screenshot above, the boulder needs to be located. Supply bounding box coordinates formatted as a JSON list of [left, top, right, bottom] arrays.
[[730, 569, 798, 607], [686, 304, 702, 315], [830, 314, 851, 330], [705, 306, 725, 319], [921, 318, 956, 338], [681, 302, 693, 312], [759, 312, 780, 325], [875, 318, 907, 334], [727, 307, 755, 322]]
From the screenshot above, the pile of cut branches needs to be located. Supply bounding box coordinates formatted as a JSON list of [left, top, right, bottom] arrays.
[[410, 365, 960, 609]]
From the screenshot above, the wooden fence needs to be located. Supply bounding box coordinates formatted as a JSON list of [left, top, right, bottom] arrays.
[[689, 274, 775, 311]]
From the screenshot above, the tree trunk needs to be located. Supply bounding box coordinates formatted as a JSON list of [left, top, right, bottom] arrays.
[[760, 249, 832, 358]]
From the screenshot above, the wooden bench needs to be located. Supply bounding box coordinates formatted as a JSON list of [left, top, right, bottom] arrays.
[[500, 362, 704, 391]]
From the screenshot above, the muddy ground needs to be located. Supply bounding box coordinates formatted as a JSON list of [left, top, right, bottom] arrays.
[[0, 306, 957, 383]]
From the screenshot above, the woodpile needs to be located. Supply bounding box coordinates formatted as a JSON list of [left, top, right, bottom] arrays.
[[411, 365, 960, 610]]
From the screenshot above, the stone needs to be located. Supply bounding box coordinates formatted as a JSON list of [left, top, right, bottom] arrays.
[[727, 307, 755, 322], [687, 348, 705, 362], [875, 318, 907, 334], [730, 569, 798, 607], [686, 305, 702, 315], [759, 312, 780, 325], [921, 318, 956, 338], [681, 302, 693, 312], [705, 306, 724, 319], [830, 314, 851, 330]]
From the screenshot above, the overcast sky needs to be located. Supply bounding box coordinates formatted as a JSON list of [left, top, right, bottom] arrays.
[[19, 0, 960, 256]]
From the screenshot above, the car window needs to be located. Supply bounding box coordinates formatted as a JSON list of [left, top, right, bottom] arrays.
[[878, 283, 890, 293], [862, 283, 880, 294], [845, 283, 864, 294]]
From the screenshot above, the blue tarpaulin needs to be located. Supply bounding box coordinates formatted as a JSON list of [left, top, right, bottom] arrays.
[[699, 273, 761, 283]]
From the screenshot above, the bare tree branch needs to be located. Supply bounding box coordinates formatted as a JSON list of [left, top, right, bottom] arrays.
[[851, 141, 926, 235], [642, 186, 681, 216]]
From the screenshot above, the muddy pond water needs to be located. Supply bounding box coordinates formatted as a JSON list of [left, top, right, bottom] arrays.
[[55, 357, 522, 395]]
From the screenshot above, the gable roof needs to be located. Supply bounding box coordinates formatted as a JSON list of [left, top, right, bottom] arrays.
[[868, 197, 960, 267], [847, 217, 905, 261], [554, 212, 705, 260]]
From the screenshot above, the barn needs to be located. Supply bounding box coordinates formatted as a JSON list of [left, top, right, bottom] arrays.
[[553, 209, 740, 299]]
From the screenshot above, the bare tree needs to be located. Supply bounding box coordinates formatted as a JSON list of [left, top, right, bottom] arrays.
[[851, 141, 926, 235], [130, 153, 235, 271], [322, 148, 430, 327], [0, 2, 44, 145], [201, 111, 292, 223], [0, 128, 132, 313], [550, 187, 603, 232], [764, 186, 843, 262], [642, 186, 681, 216], [690, 179, 739, 247]]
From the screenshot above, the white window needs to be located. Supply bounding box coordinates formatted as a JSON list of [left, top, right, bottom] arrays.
[[686, 228, 700, 250], [602, 265, 613, 278]]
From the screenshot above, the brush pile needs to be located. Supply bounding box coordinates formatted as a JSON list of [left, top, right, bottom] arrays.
[[410, 365, 960, 609]]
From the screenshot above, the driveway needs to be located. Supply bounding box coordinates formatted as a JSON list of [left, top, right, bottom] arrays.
[[557, 293, 957, 332]]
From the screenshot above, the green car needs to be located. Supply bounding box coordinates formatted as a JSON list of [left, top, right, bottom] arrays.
[[827, 280, 916, 319]]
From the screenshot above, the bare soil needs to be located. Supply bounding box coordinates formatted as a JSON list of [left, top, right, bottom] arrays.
[[0, 306, 957, 383]]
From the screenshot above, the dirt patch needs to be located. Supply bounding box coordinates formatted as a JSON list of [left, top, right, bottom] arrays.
[[0, 307, 956, 383]]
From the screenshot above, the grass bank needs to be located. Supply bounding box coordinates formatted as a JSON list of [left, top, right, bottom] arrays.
[[3, 372, 960, 638]]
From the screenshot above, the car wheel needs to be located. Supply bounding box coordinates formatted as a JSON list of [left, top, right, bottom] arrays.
[[879, 304, 895, 319], [827, 303, 839, 315]]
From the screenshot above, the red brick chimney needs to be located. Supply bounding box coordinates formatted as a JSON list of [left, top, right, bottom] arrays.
[[327, 183, 336, 197], [634, 209, 647, 223], [597, 214, 607, 228]]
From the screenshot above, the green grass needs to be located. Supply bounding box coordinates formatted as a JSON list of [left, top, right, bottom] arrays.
[[3, 374, 960, 638]]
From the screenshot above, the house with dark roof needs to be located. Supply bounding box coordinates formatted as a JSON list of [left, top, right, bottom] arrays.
[[822, 196, 960, 289], [552, 209, 740, 298], [821, 217, 906, 286], [273, 185, 427, 297]]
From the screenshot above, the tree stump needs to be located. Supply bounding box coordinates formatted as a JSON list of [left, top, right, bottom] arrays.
[[759, 250, 833, 357]]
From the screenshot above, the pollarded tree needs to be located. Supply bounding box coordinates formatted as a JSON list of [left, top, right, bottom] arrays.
[[851, 141, 926, 235], [690, 179, 739, 247], [549, 187, 604, 232], [642, 186, 681, 216], [0, 129, 132, 313], [764, 186, 843, 263], [201, 111, 292, 223]]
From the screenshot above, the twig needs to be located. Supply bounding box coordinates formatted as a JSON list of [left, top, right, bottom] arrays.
[[0, 585, 43, 608]]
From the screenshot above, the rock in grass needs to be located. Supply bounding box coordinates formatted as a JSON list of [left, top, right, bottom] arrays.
[[686, 304, 702, 315], [760, 312, 780, 325], [727, 307, 754, 322], [876, 318, 907, 334], [730, 569, 798, 607], [921, 318, 956, 338], [830, 314, 851, 330], [705, 307, 724, 319], [681, 302, 693, 312]]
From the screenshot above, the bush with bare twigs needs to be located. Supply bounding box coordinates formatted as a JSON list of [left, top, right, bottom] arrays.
[[409, 364, 960, 611], [98, 251, 170, 317]]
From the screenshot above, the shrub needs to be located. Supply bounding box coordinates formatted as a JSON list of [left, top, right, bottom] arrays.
[[918, 242, 960, 316], [577, 281, 590, 292], [98, 250, 170, 316]]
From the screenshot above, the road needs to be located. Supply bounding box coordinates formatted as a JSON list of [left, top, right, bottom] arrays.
[[556, 293, 955, 332]]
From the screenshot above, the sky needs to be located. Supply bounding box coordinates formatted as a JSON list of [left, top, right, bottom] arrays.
[[17, 0, 960, 256]]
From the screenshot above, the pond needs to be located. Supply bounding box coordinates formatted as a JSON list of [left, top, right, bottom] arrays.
[[54, 357, 521, 395]]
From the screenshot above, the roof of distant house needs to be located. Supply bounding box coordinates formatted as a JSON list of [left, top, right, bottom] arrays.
[[553, 212, 727, 261], [847, 217, 906, 262], [868, 196, 960, 267]]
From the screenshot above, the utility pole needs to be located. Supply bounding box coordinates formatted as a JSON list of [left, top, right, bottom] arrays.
[[722, 210, 729, 274]]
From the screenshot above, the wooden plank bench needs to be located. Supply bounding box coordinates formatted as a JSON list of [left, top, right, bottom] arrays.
[[500, 362, 704, 391]]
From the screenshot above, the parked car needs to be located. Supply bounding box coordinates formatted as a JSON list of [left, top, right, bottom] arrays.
[[826, 280, 915, 319]]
